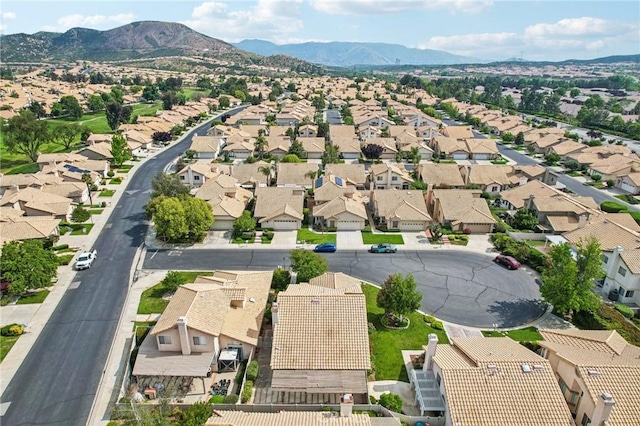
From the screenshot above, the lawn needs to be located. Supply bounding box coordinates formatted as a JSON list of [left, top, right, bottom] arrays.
[[99, 190, 115, 197], [525, 240, 546, 247], [481, 326, 542, 341], [109, 178, 123, 184], [363, 284, 448, 382], [296, 228, 336, 244], [16, 290, 50, 305], [0, 335, 20, 363], [361, 231, 404, 245], [70, 224, 94, 235], [138, 271, 214, 314], [89, 209, 104, 215], [134, 321, 157, 346]]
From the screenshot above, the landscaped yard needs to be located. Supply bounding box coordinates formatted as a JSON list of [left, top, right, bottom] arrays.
[[363, 284, 448, 382], [138, 271, 214, 314], [99, 190, 115, 197], [0, 335, 20, 363], [16, 290, 50, 305], [296, 228, 337, 244], [481, 326, 542, 341], [70, 224, 94, 235], [361, 231, 404, 245]]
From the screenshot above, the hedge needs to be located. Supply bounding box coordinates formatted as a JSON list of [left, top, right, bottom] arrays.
[[615, 304, 634, 319], [491, 233, 550, 272], [223, 394, 239, 404], [600, 201, 627, 213], [246, 360, 259, 382], [241, 380, 254, 403], [1, 323, 24, 336]]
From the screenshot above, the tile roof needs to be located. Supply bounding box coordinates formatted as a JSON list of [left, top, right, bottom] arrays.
[[324, 164, 367, 186], [205, 410, 397, 426], [229, 161, 271, 186], [418, 163, 465, 187], [499, 180, 560, 209], [309, 272, 363, 290], [432, 189, 495, 225], [271, 282, 370, 371], [312, 195, 367, 221], [276, 162, 319, 186], [462, 165, 512, 186], [254, 187, 305, 221], [373, 189, 431, 221], [189, 135, 220, 153], [0, 216, 60, 245], [0, 187, 73, 216], [330, 125, 357, 139], [441, 125, 474, 139], [331, 137, 362, 154], [563, 219, 640, 251], [300, 137, 326, 154]]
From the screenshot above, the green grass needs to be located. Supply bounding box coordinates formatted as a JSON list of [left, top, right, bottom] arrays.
[[138, 271, 213, 314], [133, 321, 157, 346], [99, 190, 115, 197], [481, 326, 543, 341], [0, 335, 20, 363], [70, 224, 94, 235], [361, 231, 404, 245], [16, 289, 50, 305], [89, 209, 104, 215], [296, 228, 337, 244], [117, 164, 134, 172], [363, 284, 448, 382], [525, 240, 546, 247], [109, 178, 123, 184], [4, 163, 40, 174], [57, 254, 75, 265], [232, 238, 254, 244], [182, 88, 209, 100]]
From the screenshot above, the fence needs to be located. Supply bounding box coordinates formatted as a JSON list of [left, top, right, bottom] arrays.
[[506, 230, 546, 242]]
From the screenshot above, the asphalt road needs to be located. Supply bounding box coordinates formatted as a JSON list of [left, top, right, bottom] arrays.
[[143, 248, 545, 328], [0, 108, 245, 426]]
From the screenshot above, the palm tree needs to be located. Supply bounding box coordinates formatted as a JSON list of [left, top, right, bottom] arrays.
[[255, 136, 268, 160], [258, 163, 273, 186], [81, 172, 94, 206], [410, 146, 421, 166], [305, 170, 319, 190]]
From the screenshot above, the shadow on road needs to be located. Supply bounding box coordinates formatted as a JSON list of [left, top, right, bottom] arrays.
[[487, 298, 548, 328]]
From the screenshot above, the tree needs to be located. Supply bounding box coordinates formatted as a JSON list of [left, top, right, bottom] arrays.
[[181, 196, 214, 242], [376, 273, 422, 321], [288, 139, 306, 158], [361, 143, 384, 160], [82, 172, 94, 206], [0, 240, 59, 298], [105, 102, 128, 131], [162, 91, 177, 110], [501, 132, 515, 142], [289, 249, 328, 283], [141, 84, 160, 101], [52, 123, 81, 150], [219, 96, 230, 109], [110, 134, 130, 167], [3, 110, 51, 162], [80, 126, 92, 142], [152, 131, 173, 143], [254, 136, 268, 160], [233, 210, 256, 237], [70, 205, 91, 223], [87, 94, 105, 112], [379, 393, 403, 413], [545, 152, 560, 165], [27, 101, 46, 118], [57, 95, 83, 119], [154, 197, 189, 242], [409, 146, 421, 165], [512, 208, 538, 231], [151, 173, 190, 198], [514, 132, 525, 146], [321, 144, 340, 165], [281, 154, 302, 163]]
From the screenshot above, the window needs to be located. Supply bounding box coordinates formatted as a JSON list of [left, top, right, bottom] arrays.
[[602, 255, 609, 264], [194, 175, 200, 181], [581, 414, 590, 426], [625, 290, 635, 298], [376, 176, 383, 181], [180, 175, 185, 180], [618, 266, 627, 276], [158, 336, 171, 345], [193, 336, 206, 346], [391, 176, 398, 181]]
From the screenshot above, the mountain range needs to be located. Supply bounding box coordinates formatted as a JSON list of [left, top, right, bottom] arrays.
[[233, 39, 478, 66]]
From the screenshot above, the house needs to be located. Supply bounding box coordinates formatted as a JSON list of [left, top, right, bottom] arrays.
[[299, 137, 326, 160], [331, 137, 362, 159], [253, 187, 305, 230], [0, 173, 62, 197], [177, 163, 219, 188], [276, 163, 319, 188], [459, 165, 515, 195], [0, 187, 75, 220], [538, 329, 640, 426], [265, 136, 291, 158], [362, 138, 397, 160], [441, 125, 474, 139], [396, 133, 434, 161], [615, 173, 640, 195], [323, 164, 367, 190], [524, 192, 599, 234], [313, 193, 367, 231], [0, 215, 61, 246], [427, 189, 495, 233], [77, 142, 113, 161], [545, 140, 585, 159], [368, 163, 413, 190], [270, 273, 371, 403], [431, 137, 469, 160], [357, 125, 381, 139], [588, 154, 640, 181], [205, 410, 400, 426], [417, 163, 465, 188], [312, 173, 357, 206], [36, 153, 86, 170], [298, 124, 317, 138], [229, 161, 271, 188], [499, 180, 564, 210], [465, 138, 499, 160], [195, 174, 253, 230], [329, 125, 357, 139], [189, 135, 224, 159], [528, 135, 569, 154], [133, 271, 273, 379], [41, 182, 89, 204], [370, 189, 432, 231], [222, 138, 255, 160], [412, 335, 574, 425]]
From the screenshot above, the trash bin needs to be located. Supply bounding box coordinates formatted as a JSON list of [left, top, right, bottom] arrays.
[[608, 288, 619, 302]]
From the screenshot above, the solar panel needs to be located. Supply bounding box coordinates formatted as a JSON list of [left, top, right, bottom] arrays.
[[63, 164, 90, 174], [335, 176, 343, 186], [315, 177, 323, 188]]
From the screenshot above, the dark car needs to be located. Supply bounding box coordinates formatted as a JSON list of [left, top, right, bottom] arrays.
[[494, 254, 521, 270], [314, 242, 337, 253], [369, 243, 398, 253]]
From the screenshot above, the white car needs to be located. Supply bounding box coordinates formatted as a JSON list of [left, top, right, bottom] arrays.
[[75, 249, 97, 270]]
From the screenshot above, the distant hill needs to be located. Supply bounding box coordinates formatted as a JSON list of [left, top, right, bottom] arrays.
[[233, 39, 479, 66], [0, 21, 236, 62]]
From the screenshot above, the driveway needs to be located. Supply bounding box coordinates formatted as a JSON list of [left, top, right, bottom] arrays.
[[271, 230, 298, 246], [337, 230, 364, 249]]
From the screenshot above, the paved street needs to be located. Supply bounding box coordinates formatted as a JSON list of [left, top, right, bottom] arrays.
[[143, 248, 545, 328], [0, 108, 245, 426]]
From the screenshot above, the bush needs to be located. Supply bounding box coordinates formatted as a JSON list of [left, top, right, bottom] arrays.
[[379, 393, 403, 412], [271, 268, 291, 291], [58, 254, 75, 265], [107, 170, 115, 177], [1, 323, 24, 336], [209, 395, 225, 404], [52, 244, 69, 251], [223, 394, 239, 404], [615, 304, 634, 319], [246, 360, 259, 382], [241, 380, 254, 403], [369, 395, 379, 404], [600, 201, 627, 213]]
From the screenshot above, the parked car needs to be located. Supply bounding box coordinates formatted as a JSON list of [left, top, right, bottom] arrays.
[[369, 243, 397, 253], [494, 254, 521, 270], [314, 243, 337, 253], [76, 249, 98, 270]]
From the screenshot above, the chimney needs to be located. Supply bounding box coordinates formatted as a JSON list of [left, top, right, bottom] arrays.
[[340, 394, 354, 417], [591, 393, 615, 426], [423, 333, 439, 371], [578, 213, 588, 228], [527, 193, 535, 209], [465, 166, 472, 185], [271, 302, 279, 325], [176, 316, 191, 355]]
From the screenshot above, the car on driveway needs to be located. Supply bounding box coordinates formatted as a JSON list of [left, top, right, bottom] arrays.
[[369, 243, 397, 253], [75, 249, 97, 270], [494, 254, 521, 270], [314, 242, 337, 253]]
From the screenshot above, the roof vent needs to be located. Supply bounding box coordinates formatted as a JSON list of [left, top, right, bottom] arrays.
[[249, 297, 256, 303], [588, 369, 599, 377], [521, 364, 532, 373], [533, 365, 544, 371], [311, 298, 320, 305], [487, 364, 496, 371]]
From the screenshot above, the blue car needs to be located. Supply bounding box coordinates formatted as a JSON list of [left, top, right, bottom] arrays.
[[314, 242, 337, 253]]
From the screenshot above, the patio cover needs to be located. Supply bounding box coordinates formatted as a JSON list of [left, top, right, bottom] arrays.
[[218, 348, 239, 371], [271, 369, 368, 394], [132, 335, 215, 377]]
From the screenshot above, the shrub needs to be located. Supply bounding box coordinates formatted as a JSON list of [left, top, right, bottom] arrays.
[[52, 244, 69, 251], [600, 201, 627, 213], [162, 271, 185, 292], [223, 394, 239, 404], [209, 395, 225, 404], [241, 380, 254, 403], [246, 360, 259, 382], [271, 268, 291, 291], [379, 393, 403, 412], [107, 170, 115, 177], [1, 323, 24, 336], [615, 304, 634, 319], [369, 395, 379, 404], [58, 254, 75, 265]]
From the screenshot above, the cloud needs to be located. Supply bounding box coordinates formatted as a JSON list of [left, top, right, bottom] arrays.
[[0, 11, 17, 32], [419, 32, 520, 51], [309, 0, 493, 15], [42, 13, 135, 32], [183, 0, 304, 43], [524, 17, 634, 38]]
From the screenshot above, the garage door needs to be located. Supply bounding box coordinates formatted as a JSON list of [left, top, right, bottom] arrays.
[[453, 153, 467, 160], [337, 220, 363, 230], [621, 182, 637, 194], [464, 223, 493, 234], [474, 154, 491, 160], [211, 219, 234, 230], [399, 221, 426, 231], [272, 220, 300, 230]]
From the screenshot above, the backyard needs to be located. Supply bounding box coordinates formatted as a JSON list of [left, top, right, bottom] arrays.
[[363, 284, 448, 382], [138, 271, 214, 314]]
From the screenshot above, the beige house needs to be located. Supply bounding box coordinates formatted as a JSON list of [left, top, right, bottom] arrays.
[[538, 329, 640, 426], [331, 137, 362, 159], [370, 189, 432, 231], [588, 154, 640, 181], [313, 193, 367, 231], [270, 273, 371, 403], [276, 163, 319, 188], [324, 164, 367, 189], [0, 215, 61, 246], [189, 135, 224, 159], [177, 163, 219, 188], [427, 189, 495, 233], [77, 142, 113, 161], [459, 165, 516, 195], [412, 335, 574, 425], [298, 124, 318, 138], [368, 163, 413, 190], [0, 187, 75, 220], [205, 409, 400, 425], [253, 187, 305, 230], [133, 271, 272, 379], [299, 137, 326, 159], [441, 125, 474, 139], [229, 161, 271, 188], [0, 173, 62, 197], [195, 174, 253, 230], [417, 163, 465, 188], [524, 191, 599, 234], [41, 182, 89, 204], [499, 180, 563, 210]]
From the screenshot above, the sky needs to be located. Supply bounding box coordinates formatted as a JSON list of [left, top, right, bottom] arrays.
[[0, 0, 639, 61]]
